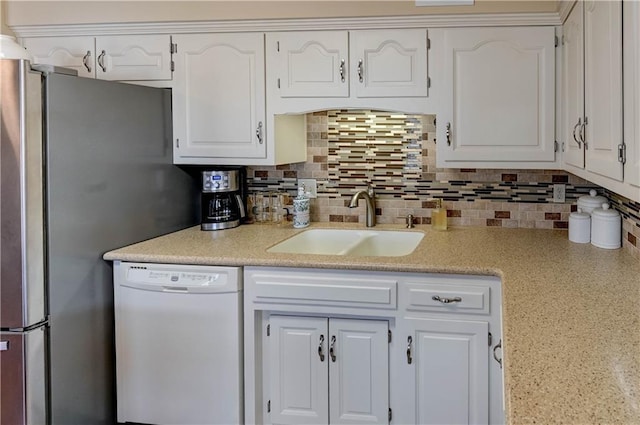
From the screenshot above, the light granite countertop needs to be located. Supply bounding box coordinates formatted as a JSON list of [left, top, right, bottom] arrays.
[[104, 222, 640, 425]]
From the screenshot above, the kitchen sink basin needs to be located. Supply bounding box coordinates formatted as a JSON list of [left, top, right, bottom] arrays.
[[267, 228, 424, 257]]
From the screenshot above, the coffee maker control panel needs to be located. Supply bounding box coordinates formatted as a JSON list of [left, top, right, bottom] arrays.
[[202, 170, 238, 193]]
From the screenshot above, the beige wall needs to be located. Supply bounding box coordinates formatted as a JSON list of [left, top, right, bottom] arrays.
[[6, 0, 557, 27], [1, 1, 14, 35]]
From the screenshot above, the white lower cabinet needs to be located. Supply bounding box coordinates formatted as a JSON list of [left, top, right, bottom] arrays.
[[268, 315, 389, 425], [401, 317, 489, 425], [244, 267, 504, 425]]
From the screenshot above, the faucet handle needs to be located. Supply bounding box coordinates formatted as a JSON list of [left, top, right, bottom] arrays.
[[367, 184, 375, 196], [406, 214, 415, 229]]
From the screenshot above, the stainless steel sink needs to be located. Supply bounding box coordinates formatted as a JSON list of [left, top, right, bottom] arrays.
[[267, 228, 424, 257]]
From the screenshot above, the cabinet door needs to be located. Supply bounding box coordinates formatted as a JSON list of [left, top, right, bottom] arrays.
[[172, 33, 266, 161], [268, 316, 329, 425], [624, 0, 640, 190], [562, 1, 585, 169], [350, 29, 428, 98], [440, 26, 555, 163], [329, 319, 389, 425], [269, 31, 349, 98], [405, 318, 489, 425], [95, 35, 172, 81], [23, 36, 95, 78], [584, 0, 623, 181]]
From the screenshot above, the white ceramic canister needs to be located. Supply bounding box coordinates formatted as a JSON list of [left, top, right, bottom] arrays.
[[590, 203, 621, 249], [292, 186, 310, 228], [568, 208, 591, 244], [577, 189, 607, 215]]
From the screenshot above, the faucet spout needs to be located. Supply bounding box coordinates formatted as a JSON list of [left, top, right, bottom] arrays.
[[348, 188, 376, 227]]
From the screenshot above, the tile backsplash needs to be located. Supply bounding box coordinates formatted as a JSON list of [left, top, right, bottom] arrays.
[[247, 110, 640, 260]]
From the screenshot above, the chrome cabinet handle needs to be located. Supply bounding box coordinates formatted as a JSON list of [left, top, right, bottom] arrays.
[[580, 116, 588, 149], [493, 339, 502, 369], [339, 59, 346, 83], [256, 121, 263, 144], [329, 335, 336, 362], [432, 295, 462, 304], [318, 335, 325, 362], [357, 59, 364, 83], [406, 336, 413, 364], [82, 50, 92, 72], [572, 118, 582, 148], [97, 50, 106, 72], [446, 122, 451, 146]]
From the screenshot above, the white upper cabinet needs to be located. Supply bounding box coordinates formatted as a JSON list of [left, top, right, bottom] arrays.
[[350, 29, 429, 98], [583, 0, 623, 181], [172, 33, 307, 165], [437, 26, 556, 168], [561, 0, 637, 200], [272, 31, 349, 98], [266, 29, 432, 113], [172, 33, 267, 162], [625, 0, 640, 195], [23, 35, 173, 81]]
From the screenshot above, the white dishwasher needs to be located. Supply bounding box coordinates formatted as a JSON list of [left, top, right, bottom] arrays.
[[113, 261, 243, 425]]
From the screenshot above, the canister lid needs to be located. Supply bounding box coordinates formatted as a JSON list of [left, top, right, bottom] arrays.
[[569, 208, 590, 220], [591, 203, 620, 218], [577, 189, 607, 210]]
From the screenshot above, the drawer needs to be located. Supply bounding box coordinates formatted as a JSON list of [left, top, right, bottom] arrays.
[[247, 271, 397, 309], [402, 282, 490, 315]]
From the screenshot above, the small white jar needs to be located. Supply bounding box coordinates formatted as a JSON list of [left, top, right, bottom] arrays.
[[590, 203, 621, 249], [568, 208, 591, 244], [577, 189, 607, 215]]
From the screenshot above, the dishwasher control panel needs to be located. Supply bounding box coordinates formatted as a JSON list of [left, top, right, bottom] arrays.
[[117, 263, 241, 293]]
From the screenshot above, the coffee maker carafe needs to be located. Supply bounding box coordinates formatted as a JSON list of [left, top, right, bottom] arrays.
[[201, 170, 246, 230]]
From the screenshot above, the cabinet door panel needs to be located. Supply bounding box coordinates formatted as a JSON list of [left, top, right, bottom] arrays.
[[269, 316, 329, 425], [407, 318, 488, 425], [624, 0, 640, 190], [584, 0, 623, 181], [441, 27, 555, 163], [351, 29, 428, 98], [269, 31, 349, 98], [23, 36, 95, 78], [563, 1, 585, 169], [329, 319, 389, 425], [96, 35, 172, 81], [173, 33, 266, 160]]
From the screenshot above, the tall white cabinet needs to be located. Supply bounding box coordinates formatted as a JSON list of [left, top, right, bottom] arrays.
[[436, 26, 556, 168], [562, 0, 623, 181], [268, 316, 389, 425]]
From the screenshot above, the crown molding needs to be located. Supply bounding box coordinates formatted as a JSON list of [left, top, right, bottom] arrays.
[[558, 0, 577, 24], [11, 12, 562, 38]]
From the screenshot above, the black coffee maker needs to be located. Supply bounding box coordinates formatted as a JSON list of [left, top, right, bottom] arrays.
[[201, 169, 246, 230]]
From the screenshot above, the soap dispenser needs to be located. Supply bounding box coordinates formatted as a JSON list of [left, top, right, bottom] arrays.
[[293, 185, 310, 228], [431, 199, 448, 230]]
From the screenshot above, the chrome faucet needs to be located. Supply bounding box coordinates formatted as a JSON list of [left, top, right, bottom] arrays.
[[348, 187, 376, 227]]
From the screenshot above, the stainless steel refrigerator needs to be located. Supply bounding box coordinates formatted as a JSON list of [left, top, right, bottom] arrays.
[[0, 59, 199, 424]]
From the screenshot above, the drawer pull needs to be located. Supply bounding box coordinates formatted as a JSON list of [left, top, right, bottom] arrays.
[[432, 295, 462, 304]]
